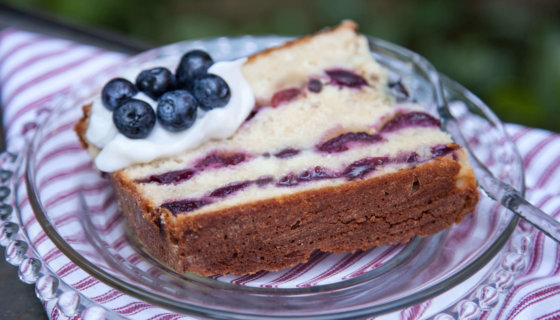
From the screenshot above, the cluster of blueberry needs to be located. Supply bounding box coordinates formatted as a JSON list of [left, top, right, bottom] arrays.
[[101, 50, 231, 139]]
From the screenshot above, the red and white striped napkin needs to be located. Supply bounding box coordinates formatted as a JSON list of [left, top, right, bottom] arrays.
[[1, 28, 559, 320]]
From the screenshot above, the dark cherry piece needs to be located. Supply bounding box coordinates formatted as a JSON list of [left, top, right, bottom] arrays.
[[380, 112, 441, 133], [137, 169, 196, 184], [210, 181, 252, 198], [396, 152, 420, 163], [210, 176, 275, 198], [255, 176, 274, 186], [326, 69, 367, 88], [136, 152, 249, 185], [342, 157, 389, 180], [277, 173, 300, 187], [299, 166, 336, 182], [270, 88, 300, 107], [195, 152, 248, 169], [274, 148, 300, 158], [162, 199, 211, 214], [277, 167, 337, 187], [317, 132, 383, 153]]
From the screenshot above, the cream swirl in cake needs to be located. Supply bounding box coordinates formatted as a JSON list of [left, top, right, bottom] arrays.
[[75, 21, 479, 276]]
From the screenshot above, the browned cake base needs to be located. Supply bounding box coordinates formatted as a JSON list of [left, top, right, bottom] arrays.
[[112, 156, 478, 276]]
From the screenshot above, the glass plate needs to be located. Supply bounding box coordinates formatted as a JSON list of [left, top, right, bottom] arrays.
[[0, 35, 532, 319]]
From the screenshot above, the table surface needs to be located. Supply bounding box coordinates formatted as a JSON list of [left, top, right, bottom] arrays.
[[0, 4, 150, 319]]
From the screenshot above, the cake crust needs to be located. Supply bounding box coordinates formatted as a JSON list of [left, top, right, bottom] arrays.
[[75, 104, 91, 149], [112, 155, 478, 276], [245, 20, 358, 65]]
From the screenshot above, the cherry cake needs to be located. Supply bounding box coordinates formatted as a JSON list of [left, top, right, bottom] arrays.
[[76, 21, 479, 276]]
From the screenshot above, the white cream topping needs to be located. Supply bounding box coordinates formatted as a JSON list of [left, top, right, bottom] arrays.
[[85, 58, 255, 172]]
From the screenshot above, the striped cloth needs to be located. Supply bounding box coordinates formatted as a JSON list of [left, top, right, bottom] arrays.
[[1, 28, 559, 319]]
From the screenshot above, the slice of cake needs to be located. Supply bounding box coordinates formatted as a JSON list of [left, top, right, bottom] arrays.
[[75, 21, 479, 276]]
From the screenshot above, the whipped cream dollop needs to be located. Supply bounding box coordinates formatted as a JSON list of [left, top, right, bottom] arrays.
[[85, 58, 255, 172]]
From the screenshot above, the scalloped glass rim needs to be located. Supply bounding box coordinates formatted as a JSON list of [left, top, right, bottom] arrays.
[[21, 35, 523, 319]]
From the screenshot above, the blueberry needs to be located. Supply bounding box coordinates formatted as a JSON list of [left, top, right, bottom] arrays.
[[101, 78, 138, 111], [192, 74, 231, 110], [175, 50, 213, 90], [157, 90, 198, 132], [135, 67, 175, 99], [113, 99, 156, 139]]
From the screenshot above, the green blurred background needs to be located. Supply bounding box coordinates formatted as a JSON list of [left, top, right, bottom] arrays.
[[4, 0, 560, 132]]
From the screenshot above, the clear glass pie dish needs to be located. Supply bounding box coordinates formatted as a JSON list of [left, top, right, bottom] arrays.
[[0, 35, 532, 319]]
